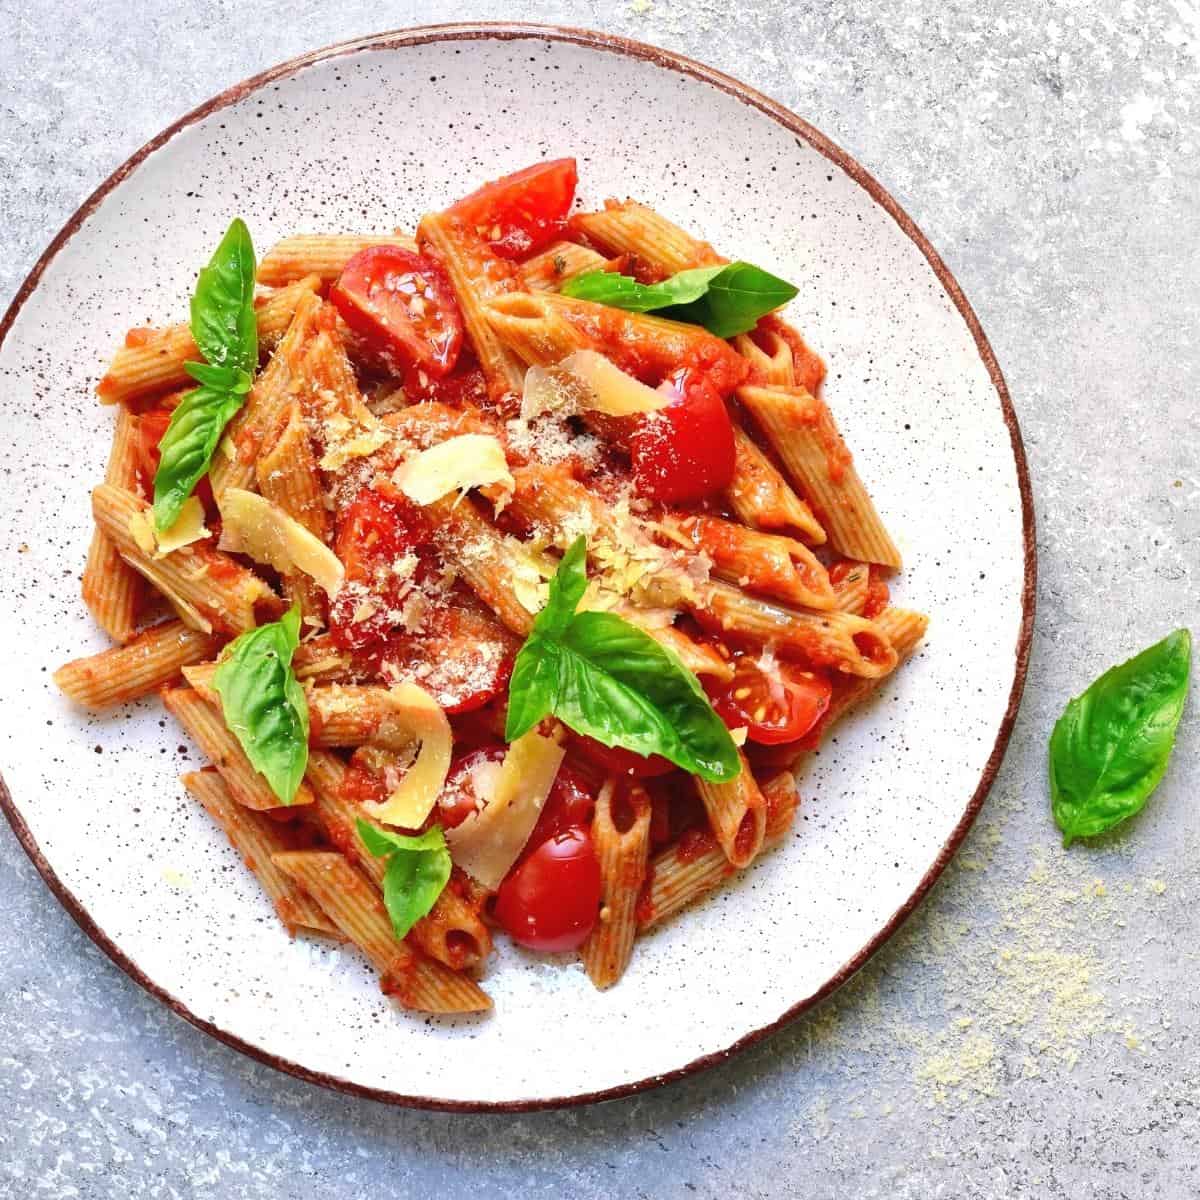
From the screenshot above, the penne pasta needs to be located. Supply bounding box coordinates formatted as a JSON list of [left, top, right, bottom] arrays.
[[95, 276, 321, 407], [830, 561, 870, 615], [257, 233, 417, 287], [695, 748, 766, 867], [81, 404, 144, 642], [572, 201, 722, 273], [304, 751, 492, 973], [182, 769, 339, 937], [520, 241, 609, 292], [726, 424, 826, 543], [738, 384, 901, 568], [162, 686, 315, 811], [664, 514, 835, 610], [417, 211, 525, 409], [55, 620, 219, 710], [271, 851, 491, 1012], [483, 292, 591, 366], [209, 289, 323, 499], [581, 781, 652, 989], [638, 770, 798, 931], [92, 484, 277, 635]]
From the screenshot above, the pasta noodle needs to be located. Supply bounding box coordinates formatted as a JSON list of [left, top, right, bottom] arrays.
[[258, 233, 417, 287]]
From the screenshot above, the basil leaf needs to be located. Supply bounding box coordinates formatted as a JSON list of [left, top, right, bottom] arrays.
[[561, 261, 797, 338], [152, 384, 242, 532], [1050, 629, 1191, 846], [504, 538, 740, 782], [153, 218, 257, 532], [211, 605, 309, 805], [531, 535, 588, 639], [190, 217, 258, 376], [356, 820, 451, 940]]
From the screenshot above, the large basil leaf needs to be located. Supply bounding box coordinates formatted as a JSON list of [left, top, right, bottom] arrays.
[[190, 217, 258, 376], [356, 821, 452, 940], [561, 261, 797, 338], [211, 605, 309, 805], [153, 218, 257, 533], [505, 537, 740, 782], [1050, 629, 1191, 845], [152, 384, 242, 532]]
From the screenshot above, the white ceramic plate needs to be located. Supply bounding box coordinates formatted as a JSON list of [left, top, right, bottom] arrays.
[[0, 25, 1033, 1110]]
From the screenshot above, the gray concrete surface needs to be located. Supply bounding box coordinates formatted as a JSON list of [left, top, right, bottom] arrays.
[[2, 2, 1198, 1196]]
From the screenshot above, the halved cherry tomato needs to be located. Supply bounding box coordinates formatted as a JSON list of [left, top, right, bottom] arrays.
[[449, 158, 578, 260], [331, 245, 463, 383], [328, 487, 433, 652], [572, 734, 676, 779], [437, 746, 597, 838], [362, 597, 518, 714], [630, 368, 736, 504], [494, 827, 602, 952], [707, 654, 832, 745]]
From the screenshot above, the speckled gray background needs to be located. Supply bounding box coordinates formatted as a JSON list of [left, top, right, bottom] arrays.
[[1, 2, 1197, 1197]]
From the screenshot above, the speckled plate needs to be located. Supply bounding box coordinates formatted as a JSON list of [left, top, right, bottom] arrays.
[[0, 24, 1033, 1110]]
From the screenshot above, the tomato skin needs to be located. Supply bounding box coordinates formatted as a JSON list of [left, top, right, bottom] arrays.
[[707, 655, 833, 745], [328, 488, 434, 652], [494, 827, 601, 952], [331, 245, 463, 381], [573, 734, 675, 779], [449, 158, 578, 260], [630, 369, 736, 503]]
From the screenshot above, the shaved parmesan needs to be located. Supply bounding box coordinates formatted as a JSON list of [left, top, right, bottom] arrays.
[[360, 682, 452, 829], [392, 434, 515, 507], [127, 496, 209, 559], [444, 726, 566, 890], [217, 488, 345, 597], [563, 350, 670, 416]]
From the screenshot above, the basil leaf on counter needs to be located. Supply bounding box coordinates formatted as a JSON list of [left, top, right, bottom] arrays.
[[1050, 629, 1191, 846], [153, 218, 257, 532], [505, 536, 740, 783], [357, 821, 452, 940], [211, 605, 308, 805], [561, 261, 797, 338]]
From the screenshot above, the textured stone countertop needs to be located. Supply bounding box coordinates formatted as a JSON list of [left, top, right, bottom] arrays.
[[2, 2, 1197, 1196]]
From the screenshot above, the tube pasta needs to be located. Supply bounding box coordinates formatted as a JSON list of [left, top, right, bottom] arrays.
[[257, 233, 417, 287], [81, 404, 143, 642], [696, 748, 766, 868], [638, 771, 798, 931], [581, 781, 651, 989], [270, 851, 491, 1012], [572, 202, 723, 273], [304, 751, 492, 973], [182, 769, 338, 937], [831, 562, 871, 614], [417, 211, 525, 410], [520, 241, 609, 292], [92, 484, 277, 635], [483, 292, 591, 366], [55, 621, 219, 710], [727, 425, 825, 543], [738, 384, 901, 568], [95, 276, 321, 407], [733, 327, 795, 387], [162, 686, 315, 811]]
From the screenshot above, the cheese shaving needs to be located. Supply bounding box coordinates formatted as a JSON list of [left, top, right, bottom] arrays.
[[444, 726, 566, 890], [318, 412, 391, 471], [360, 682, 452, 828], [392, 434, 515, 507], [127, 497, 209, 559], [521, 351, 668, 421], [217, 488, 345, 597]]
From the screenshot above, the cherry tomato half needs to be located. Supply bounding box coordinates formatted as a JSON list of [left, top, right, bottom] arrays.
[[630, 368, 736, 504], [494, 827, 602, 952], [328, 487, 433, 652], [448, 158, 578, 260], [331, 245, 463, 382], [707, 654, 832, 745]]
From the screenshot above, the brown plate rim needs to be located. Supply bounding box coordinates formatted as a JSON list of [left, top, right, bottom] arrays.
[[0, 21, 1036, 1113]]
